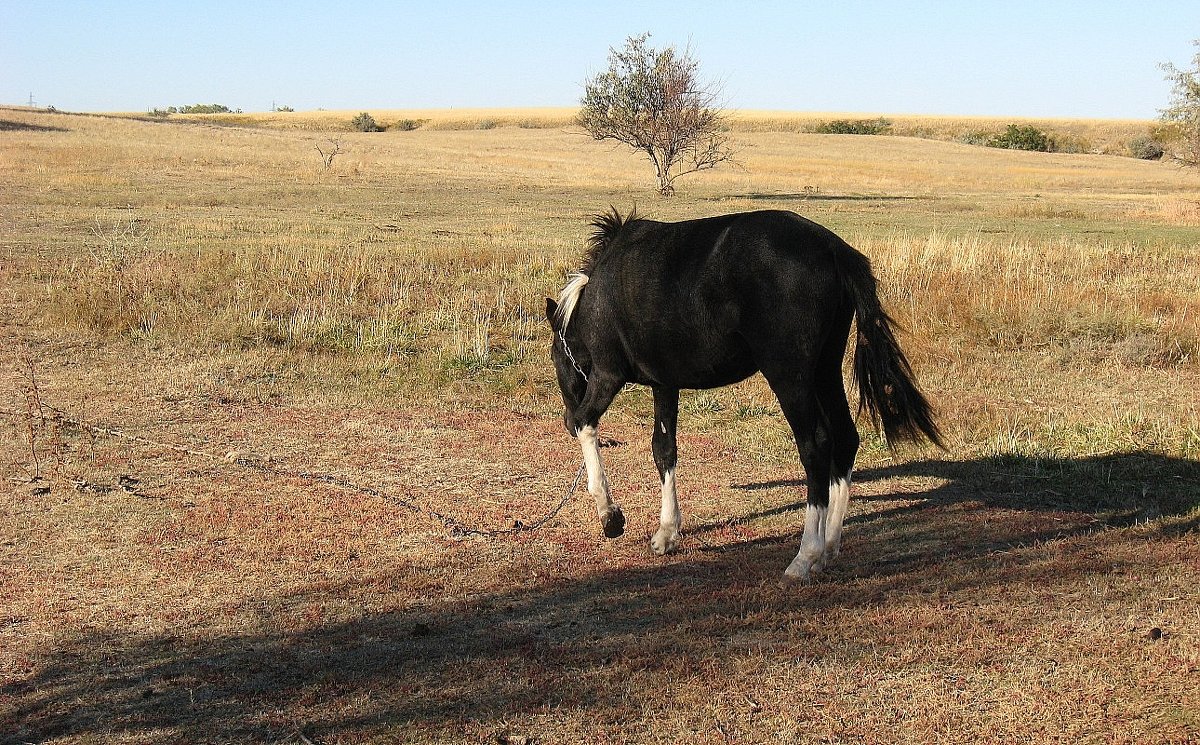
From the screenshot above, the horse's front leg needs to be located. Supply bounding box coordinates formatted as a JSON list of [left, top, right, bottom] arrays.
[[650, 387, 681, 555], [571, 375, 625, 538]]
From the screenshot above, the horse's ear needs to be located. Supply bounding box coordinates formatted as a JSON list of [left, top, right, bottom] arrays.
[[545, 297, 559, 326]]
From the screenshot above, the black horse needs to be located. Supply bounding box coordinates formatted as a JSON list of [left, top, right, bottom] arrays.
[[546, 208, 942, 582]]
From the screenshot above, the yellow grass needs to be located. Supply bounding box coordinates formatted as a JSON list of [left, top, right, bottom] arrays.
[[164, 107, 580, 132], [2, 105, 1199, 743], [733, 110, 1153, 151], [121, 105, 1157, 155], [2, 104, 1197, 449]]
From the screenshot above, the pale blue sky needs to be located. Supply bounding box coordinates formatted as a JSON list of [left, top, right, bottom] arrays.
[[2, 1, 1196, 118]]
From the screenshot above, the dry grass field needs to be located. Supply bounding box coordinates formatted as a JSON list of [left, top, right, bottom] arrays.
[[2, 105, 1199, 744], [155, 108, 1153, 156]]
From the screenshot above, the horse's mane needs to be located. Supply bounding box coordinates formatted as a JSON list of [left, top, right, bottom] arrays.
[[581, 206, 641, 275], [556, 207, 642, 329]]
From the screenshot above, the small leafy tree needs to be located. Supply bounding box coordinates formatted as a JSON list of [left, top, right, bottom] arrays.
[[578, 33, 734, 196], [1160, 40, 1200, 167]]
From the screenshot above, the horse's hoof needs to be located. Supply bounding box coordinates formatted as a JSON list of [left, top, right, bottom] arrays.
[[779, 569, 814, 587], [781, 557, 822, 586], [824, 540, 841, 563], [651, 527, 680, 556], [602, 505, 625, 538]]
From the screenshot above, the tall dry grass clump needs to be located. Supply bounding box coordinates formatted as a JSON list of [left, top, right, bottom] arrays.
[[43, 215, 567, 394], [859, 231, 1199, 369]]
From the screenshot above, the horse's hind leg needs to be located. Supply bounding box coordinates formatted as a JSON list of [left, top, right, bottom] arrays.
[[650, 387, 681, 555], [816, 368, 859, 565], [571, 374, 626, 538], [764, 371, 834, 583]]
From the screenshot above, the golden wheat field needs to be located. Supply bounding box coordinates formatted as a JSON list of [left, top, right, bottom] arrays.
[[2, 105, 1199, 744]]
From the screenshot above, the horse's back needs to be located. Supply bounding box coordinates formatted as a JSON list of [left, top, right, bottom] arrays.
[[580, 210, 854, 387], [601, 210, 849, 281]]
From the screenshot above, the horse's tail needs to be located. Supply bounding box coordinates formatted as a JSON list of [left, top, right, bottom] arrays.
[[839, 247, 944, 449]]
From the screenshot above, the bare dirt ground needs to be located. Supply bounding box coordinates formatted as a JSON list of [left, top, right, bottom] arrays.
[[3, 328, 1198, 744]]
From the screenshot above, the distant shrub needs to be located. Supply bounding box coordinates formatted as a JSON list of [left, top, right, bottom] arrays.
[[1053, 134, 1091, 154], [1128, 135, 1165, 160], [902, 125, 939, 139], [959, 130, 992, 146], [475, 119, 498, 130], [178, 104, 232, 114], [275, 105, 294, 113], [391, 118, 424, 131], [351, 112, 382, 132], [988, 124, 1052, 152], [811, 117, 892, 135], [147, 108, 171, 119]]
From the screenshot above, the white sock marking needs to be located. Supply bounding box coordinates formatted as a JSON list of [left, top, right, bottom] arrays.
[[825, 469, 853, 561], [785, 501, 828, 580], [652, 468, 681, 555], [659, 469, 679, 531], [577, 425, 613, 518]]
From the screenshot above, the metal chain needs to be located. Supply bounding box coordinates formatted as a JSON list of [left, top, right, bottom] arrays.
[[29, 403, 586, 538], [559, 328, 589, 382], [234, 457, 586, 538]]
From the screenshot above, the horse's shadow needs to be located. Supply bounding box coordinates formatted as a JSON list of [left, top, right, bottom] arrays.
[[702, 451, 1200, 560], [726, 451, 1197, 518]]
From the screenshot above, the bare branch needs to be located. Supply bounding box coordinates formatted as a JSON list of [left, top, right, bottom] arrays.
[[315, 138, 345, 170]]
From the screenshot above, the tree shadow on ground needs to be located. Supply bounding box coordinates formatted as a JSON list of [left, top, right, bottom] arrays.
[[4, 451, 1196, 743], [0, 119, 68, 132]]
